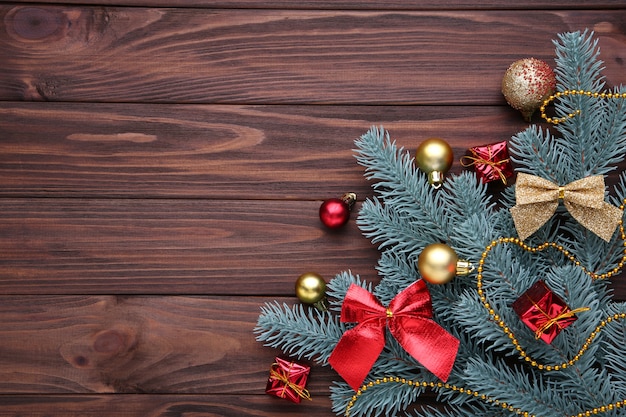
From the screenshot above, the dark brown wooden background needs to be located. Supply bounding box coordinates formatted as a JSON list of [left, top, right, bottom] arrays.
[[1, 1, 626, 416]]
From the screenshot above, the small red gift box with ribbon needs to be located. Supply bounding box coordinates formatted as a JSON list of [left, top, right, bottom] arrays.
[[265, 357, 311, 403], [461, 140, 513, 184], [512, 280, 587, 344]]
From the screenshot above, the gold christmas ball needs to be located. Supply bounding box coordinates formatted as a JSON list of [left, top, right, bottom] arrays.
[[417, 243, 458, 285], [295, 272, 326, 304], [415, 138, 454, 188], [502, 57, 556, 122]]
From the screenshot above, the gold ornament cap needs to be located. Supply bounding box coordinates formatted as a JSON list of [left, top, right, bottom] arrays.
[[415, 138, 454, 189], [295, 272, 328, 311], [418, 243, 473, 284], [341, 192, 357, 210]]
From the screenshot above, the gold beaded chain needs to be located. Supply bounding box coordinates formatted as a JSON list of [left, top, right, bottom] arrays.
[[540, 89, 626, 125], [477, 211, 626, 371], [344, 376, 626, 417], [345, 204, 626, 417]]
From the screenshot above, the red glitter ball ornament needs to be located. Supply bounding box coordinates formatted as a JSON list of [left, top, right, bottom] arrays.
[[319, 193, 356, 229]]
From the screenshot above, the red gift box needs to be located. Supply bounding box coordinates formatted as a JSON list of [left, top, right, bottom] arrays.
[[266, 357, 311, 403], [512, 280, 584, 344], [461, 140, 513, 184]]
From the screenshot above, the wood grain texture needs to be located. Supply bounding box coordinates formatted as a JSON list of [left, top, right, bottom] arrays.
[[0, 394, 334, 416], [0, 295, 335, 394], [2, 1, 626, 415], [1, 6, 625, 104], [3, 0, 626, 9], [0, 103, 534, 198], [1, 196, 626, 297], [0, 199, 381, 294]]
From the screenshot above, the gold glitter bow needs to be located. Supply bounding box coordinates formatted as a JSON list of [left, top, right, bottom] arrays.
[[510, 173, 622, 242]]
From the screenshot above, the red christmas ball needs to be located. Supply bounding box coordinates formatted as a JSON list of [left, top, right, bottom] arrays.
[[319, 198, 351, 229]]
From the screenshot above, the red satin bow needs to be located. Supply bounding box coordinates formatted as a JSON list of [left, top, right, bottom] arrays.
[[328, 280, 459, 391]]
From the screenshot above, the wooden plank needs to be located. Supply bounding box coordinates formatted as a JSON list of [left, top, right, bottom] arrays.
[[0, 199, 382, 295], [2, 0, 626, 10], [0, 103, 541, 198], [2, 197, 626, 298], [1, 7, 625, 104], [0, 394, 334, 417], [0, 295, 337, 395], [1, 293, 625, 399]]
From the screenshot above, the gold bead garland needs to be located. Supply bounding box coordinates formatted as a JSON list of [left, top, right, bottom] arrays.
[[540, 89, 626, 125], [477, 212, 626, 371], [345, 203, 626, 417], [344, 376, 626, 417]]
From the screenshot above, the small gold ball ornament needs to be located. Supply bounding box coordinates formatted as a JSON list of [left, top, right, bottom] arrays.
[[417, 243, 474, 285], [415, 138, 454, 189], [295, 272, 328, 310]]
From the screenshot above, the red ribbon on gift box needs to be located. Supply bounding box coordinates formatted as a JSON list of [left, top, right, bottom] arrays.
[[266, 357, 311, 403], [328, 280, 459, 391]]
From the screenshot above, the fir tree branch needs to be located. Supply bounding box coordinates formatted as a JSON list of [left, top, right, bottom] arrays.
[[331, 379, 426, 417], [254, 302, 344, 364], [410, 403, 497, 417], [255, 31, 626, 417], [508, 125, 571, 184], [326, 270, 371, 313], [440, 171, 495, 222], [373, 250, 419, 305], [601, 302, 626, 397], [553, 30, 605, 93], [590, 87, 626, 174], [354, 126, 450, 241], [463, 357, 569, 417], [510, 31, 626, 181], [357, 197, 437, 264]]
